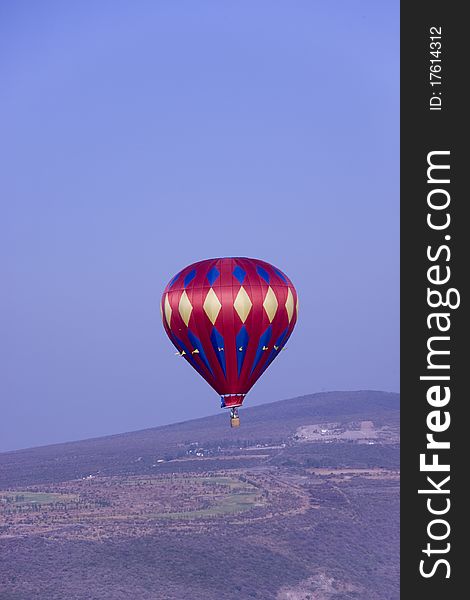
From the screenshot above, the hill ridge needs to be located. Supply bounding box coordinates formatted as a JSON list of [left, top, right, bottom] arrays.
[[0, 390, 399, 488], [1, 389, 398, 456]]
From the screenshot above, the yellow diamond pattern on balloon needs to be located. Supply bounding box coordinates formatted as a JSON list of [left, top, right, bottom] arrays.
[[234, 286, 252, 323], [203, 288, 222, 325], [285, 288, 294, 323], [164, 293, 172, 328], [263, 286, 278, 323], [296, 294, 299, 317], [178, 290, 193, 326]]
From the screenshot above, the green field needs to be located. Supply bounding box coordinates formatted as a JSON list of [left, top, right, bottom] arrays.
[[155, 477, 262, 519], [0, 491, 78, 506]]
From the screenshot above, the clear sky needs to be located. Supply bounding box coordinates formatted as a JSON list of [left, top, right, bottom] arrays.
[[0, 1, 399, 452]]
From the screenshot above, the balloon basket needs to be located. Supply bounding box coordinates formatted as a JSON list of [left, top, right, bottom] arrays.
[[229, 406, 240, 427], [230, 416, 240, 428]]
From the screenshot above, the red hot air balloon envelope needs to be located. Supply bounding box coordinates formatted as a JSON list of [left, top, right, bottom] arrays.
[[161, 257, 298, 427]]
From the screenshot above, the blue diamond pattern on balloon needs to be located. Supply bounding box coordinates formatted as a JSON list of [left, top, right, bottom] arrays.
[[250, 325, 272, 374], [256, 265, 270, 284], [236, 325, 249, 375], [210, 327, 226, 376], [171, 333, 204, 376], [184, 269, 196, 287], [169, 272, 181, 289], [274, 268, 288, 283], [260, 327, 289, 375], [187, 329, 213, 375], [233, 265, 246, 284], [206, 266, 220, 285]]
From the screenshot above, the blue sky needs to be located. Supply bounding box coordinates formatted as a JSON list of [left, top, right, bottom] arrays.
[[0, 1, 399, 451]]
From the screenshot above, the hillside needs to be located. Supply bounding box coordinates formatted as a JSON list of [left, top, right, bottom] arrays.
[[0, 390, 398, 487], [0, 391, 399, 600]]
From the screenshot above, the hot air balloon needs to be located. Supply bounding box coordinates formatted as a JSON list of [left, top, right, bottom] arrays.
[[161, 257, 298, 427]]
